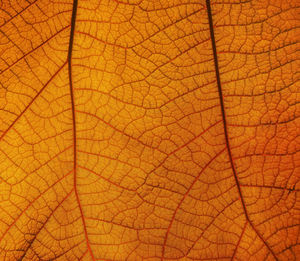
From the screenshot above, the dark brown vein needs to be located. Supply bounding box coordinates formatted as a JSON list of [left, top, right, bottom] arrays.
[[205, 0, 278, 260], [68, 0, 95, 260]]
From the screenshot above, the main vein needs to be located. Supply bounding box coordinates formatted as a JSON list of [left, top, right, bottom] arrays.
[[205, 1, 278, 260], [68, 0, 95, 260]]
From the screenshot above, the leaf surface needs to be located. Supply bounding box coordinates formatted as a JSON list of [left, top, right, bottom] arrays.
[[0, 0, 299, 260]]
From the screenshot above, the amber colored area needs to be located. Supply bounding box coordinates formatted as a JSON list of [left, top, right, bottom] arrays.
[[0, 0, 299, 260]]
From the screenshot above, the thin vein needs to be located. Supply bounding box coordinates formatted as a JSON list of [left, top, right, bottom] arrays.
[[0, 63, 66, 142]]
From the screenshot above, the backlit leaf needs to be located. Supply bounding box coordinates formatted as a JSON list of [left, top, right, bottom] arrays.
[[0, 0, 299, 260]]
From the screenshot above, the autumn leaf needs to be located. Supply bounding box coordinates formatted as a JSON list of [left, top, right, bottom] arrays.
[[0, 0, 299, 260]]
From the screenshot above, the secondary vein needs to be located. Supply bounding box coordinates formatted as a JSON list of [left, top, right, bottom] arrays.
[[205, 1, 278, 260], [68, 0, 95, 260]]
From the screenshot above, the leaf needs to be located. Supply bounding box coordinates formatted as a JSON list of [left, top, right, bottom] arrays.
[[0, 0, 299, 260]]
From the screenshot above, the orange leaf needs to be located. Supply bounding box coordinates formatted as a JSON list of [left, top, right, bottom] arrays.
[[0, 0, 299, 260]]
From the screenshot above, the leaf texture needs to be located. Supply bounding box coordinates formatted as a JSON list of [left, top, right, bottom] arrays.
[[0, 0, 299, 260]]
